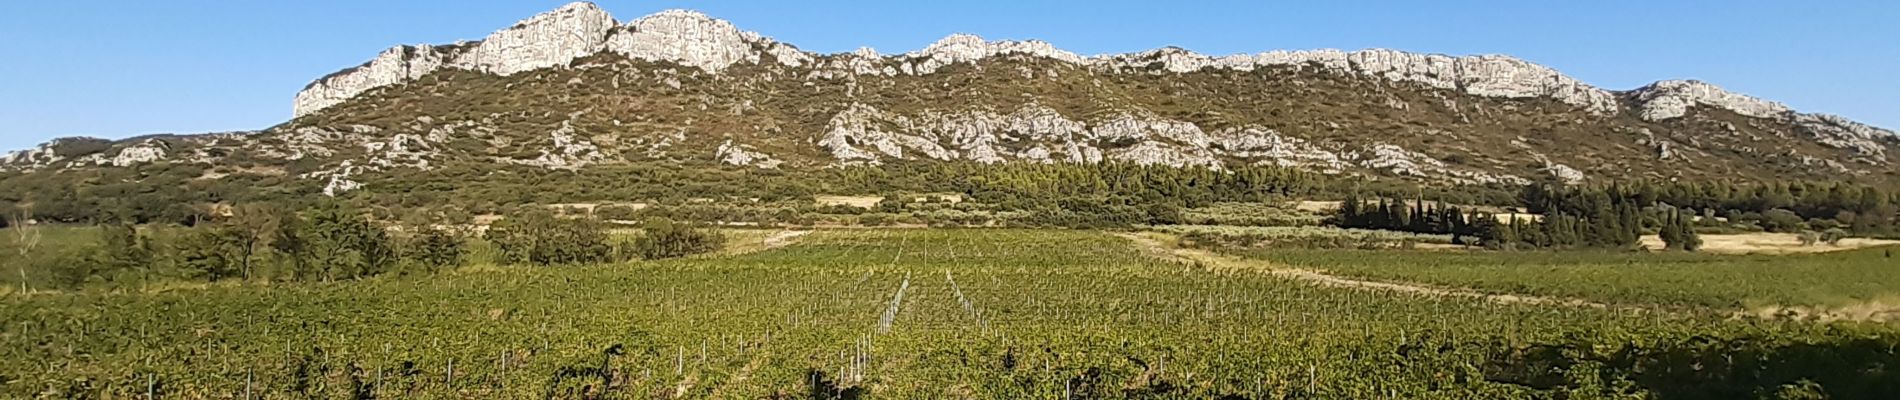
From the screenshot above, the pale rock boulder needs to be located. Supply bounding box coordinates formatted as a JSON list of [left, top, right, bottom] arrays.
[[715, 139, 783, 168], [362, 133, 436, 170], [1543, 162, 1587, 185], [513, 121, 605, 169], [303, 160, 365, 196]]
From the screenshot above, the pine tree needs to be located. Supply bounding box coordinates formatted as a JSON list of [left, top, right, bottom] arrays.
[[1678, 211, 1703, 252]]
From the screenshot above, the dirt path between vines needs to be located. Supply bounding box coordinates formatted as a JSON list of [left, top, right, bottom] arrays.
[[716, 230, 814, 256], [1120, 232, 1900, 322], [762, 230, 812, 249], [1117, 232, 1620, 309]]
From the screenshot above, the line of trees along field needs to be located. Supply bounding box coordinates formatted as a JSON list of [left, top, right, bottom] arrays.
[[1332, 180, 1900, 250], [6, 160, 1897, 235], [1, 202, 724, 292]]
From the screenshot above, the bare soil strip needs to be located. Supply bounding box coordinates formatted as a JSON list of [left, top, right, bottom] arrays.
[[762, 230, 812, 250], [717, 230, 813, 256], [1118, 232, 1619, 309], [1121, 232, 1900, 322]]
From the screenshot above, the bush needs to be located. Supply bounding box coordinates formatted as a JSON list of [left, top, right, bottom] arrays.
[[1797, 231, 1821, 247], [1821, 228, 1849, 246], [1759, 209, 1805, 233], [171, 226, 244, 282], [83, 224, 152, 287], [595, 204, 641, 221], [626, 218, 724, 260], [486, 210, 613, 266], [296, 202, 396, 281], [403, 226, 466, 272]]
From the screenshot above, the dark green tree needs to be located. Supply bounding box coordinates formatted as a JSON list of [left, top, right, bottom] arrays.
[[627, 217, 726, 260], [296, 202, 395, 281]]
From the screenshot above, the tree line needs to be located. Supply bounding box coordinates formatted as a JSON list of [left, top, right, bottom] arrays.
[[1330, 180, 1900, 250], [3, 203, 724, 292]]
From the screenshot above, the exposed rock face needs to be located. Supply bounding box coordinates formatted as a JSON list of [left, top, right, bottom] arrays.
[[1797, 113, 1895, 159], [817, 104, 1518, 183], [287, 3, 1631, 119], [12, 1, 1867, 196], [291, 2, 1889, 157], [1088, 48, 1620, 114], [512, 121, 605, 169], [292, 3, 807, 117], [0, 139, 69, 169], [608, 10, 809, 71], [895, 34, 1083, 75], [1543, 162, 1586, 185], [1630, 80, 1791, 121], [1351, 144, 1528, 185], [294, 46, 451, 120], [98, 140, 168, 167], [304, 160, 364, 196], [456, 2, 617, 76], [715, 139, 783, 168]]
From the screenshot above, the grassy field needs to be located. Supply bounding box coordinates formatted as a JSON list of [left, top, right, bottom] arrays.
[[3, 229, 1898, 398], [1242, 246, 1900, 313]]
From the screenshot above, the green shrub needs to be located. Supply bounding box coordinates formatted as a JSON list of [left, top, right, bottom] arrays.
[[485, 210, 613, 266], [626, 218, 724, 260], [403, 226, 466, 272]]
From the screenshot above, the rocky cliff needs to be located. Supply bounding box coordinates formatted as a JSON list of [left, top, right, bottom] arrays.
[[7, 2, 1897, 196]]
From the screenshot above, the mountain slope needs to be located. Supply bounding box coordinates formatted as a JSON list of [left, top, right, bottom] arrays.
[[4, 2, 1896, 197]]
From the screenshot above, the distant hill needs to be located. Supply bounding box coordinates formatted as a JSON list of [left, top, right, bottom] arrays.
[[4, 1, 1895, 200]]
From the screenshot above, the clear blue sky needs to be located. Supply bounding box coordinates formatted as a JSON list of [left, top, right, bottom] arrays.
[[3, 1, 1896, 151]]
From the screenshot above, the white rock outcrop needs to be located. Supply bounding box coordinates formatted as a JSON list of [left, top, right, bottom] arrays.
[[1351, 144, 1528, 185], [512, 121, 605, 169], [302, 160, 365, 196], [455, 2, 617, 75], [894, 34, 1084, 75], [1629, 80, 1791, 121], [101, 140, 168, 167], [818, 104, 1528, 181], [0, 140, 68, 170], [714, 139, 783, 168], [1796, 113, 1894, 159], [276, 2, 1895, 182], [608, 10, 810, 71], [292, 2, 1892, 147], [292, 3, 811, 117]]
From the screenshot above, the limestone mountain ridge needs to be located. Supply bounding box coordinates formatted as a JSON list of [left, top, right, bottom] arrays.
[[5, 2, 1896, 197]]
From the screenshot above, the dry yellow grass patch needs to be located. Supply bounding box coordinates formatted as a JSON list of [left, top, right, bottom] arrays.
[[1640, 232, 1900, 254], [1291, 200, 1340, 213], [815, 195, 883, 209]]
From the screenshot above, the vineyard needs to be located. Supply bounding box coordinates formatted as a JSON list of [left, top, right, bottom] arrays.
[[1245, 246, 1900, 313], [4, 229, 1899, 398]]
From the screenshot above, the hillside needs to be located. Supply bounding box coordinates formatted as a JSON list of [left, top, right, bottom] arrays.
[[3, 1, 1895, 201]]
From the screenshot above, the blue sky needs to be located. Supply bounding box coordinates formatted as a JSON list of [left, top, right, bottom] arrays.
[[3, 1, 1896, 151]]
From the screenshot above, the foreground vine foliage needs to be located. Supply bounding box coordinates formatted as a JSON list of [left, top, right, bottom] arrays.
[[2, 230, 1895, 398]]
